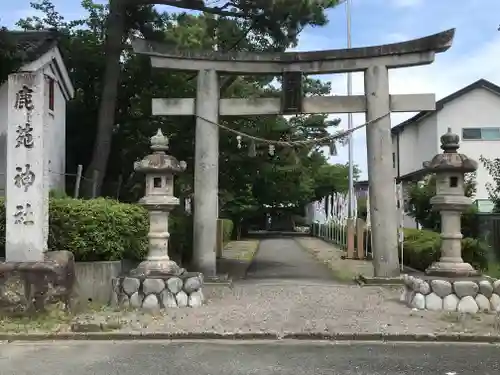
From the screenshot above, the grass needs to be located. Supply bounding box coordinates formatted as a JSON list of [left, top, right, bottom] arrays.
[[0, 301, 124, 333], [224, 240, 259, 262], [440, 312, 481, 323], [0, 309, 71, 333], [297, 238, 364, 282], [486, 262, 500, 279], [439, 311, 500, 333]]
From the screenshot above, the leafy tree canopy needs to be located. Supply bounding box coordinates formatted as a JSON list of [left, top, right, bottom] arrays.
[[3, 0, 354, 226], [406, 173, 477, 236]]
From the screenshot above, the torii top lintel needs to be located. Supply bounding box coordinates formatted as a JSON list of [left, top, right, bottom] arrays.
[[131, 29, 454, 75]]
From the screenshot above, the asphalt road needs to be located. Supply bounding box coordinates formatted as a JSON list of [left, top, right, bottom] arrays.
[[0, 340, 499, 375], [246, 239, 334, 280]]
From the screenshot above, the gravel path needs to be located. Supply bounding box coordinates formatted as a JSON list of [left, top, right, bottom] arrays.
[[130, 238, 498, 335], [138, 283, 498, 335], [246, 239, 334, 281]]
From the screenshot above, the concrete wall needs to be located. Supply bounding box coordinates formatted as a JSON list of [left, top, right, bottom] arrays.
[[0, 258, 136, 305], [75, 260, 138, 304]]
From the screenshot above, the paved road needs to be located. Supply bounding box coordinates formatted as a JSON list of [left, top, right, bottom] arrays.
[[246, 238, 334, 280], [1, 340, 499, 374]]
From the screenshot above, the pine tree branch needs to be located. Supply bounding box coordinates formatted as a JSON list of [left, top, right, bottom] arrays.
[[131, 0, 252, 19]]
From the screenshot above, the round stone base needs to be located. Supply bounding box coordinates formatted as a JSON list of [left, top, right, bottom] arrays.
[[401, 274, 500, 313], [111, 272, 204, 310]]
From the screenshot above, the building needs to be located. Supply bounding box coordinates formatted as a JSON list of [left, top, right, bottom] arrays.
[[391, 78, 500, 213], [0, 30, 74, 194]]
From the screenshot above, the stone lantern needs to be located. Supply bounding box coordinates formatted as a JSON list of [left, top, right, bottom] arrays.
[[131, 129, 187, 277], [423, 127, 479, 277]]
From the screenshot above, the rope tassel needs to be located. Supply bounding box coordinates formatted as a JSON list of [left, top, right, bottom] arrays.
[[248, 140, 256, 157], [194, 113, 389, 148]]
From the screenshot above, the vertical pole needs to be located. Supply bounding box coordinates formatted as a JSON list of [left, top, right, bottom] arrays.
[[73, 164, 83, 198], [346, 0, 355, 219], [397, 182, 405, 271], [116, 174, 123, 200], [356, 218, 365, 260], [345, 0, 356, 259], [193, 69, 219, 276], [364, 65, 400, 277], [91, 170, 99, 198]]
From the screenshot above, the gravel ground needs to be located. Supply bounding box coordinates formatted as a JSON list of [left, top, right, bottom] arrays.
[[3, 238, 500, 336], [135, 283, 499, 335]]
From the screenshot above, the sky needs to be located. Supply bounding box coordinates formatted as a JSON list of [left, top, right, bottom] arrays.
[[2, 0, 500, 179]]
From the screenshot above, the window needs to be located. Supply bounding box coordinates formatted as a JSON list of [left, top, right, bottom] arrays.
[[449, 176, 458, 188], [462, 127, 500, 140], [153, 177, 162, 188], [48, 77, 55, 111]]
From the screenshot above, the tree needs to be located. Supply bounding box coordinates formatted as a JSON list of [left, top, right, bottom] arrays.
[[407, 173, 478, 236], [11, 1, 347, 214], [480, 155, 500, 212], [0, 27, 23, 83], [86, 0, 342, 196]]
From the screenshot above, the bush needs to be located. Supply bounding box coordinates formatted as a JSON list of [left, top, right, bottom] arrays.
[[402, 228, 488, 272], [311, 223, 488, 272], [0, 197, 149, 261], [0, 197, 233, 264], [48, 198, 149, 261]]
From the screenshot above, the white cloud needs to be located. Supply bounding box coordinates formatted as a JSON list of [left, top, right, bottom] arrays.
[[308, 32, 500, 179]]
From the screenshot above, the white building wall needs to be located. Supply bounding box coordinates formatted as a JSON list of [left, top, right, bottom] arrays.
[[395, 114, 438, 178], [43, 63, 66, 192], [393, 86, 500, 201], [436, 87, 500, 200]]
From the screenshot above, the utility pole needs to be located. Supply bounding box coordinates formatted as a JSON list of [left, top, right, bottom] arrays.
[[345, 0, 355, 219]]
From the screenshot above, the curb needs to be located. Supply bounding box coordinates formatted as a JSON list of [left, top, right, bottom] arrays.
[[1, 331, 500, 343]]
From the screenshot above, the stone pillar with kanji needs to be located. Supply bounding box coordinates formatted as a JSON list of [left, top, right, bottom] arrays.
[[5, 72, 48, 262]]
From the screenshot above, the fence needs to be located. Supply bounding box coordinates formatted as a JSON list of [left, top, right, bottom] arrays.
[[312, 214, 500, 266], [310, 221, 373, 258], [472, 213, 500, 263]]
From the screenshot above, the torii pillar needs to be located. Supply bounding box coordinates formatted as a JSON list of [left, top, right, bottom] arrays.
[[132, 29, 455, 278]]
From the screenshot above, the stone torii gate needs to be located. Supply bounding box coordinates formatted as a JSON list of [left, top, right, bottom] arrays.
[[132, 29, 455, 278]]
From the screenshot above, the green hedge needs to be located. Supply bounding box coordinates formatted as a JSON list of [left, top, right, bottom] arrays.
[[402, 228, 488, 272], [0, 198, 233, 263], [311, 223, 488, 272]]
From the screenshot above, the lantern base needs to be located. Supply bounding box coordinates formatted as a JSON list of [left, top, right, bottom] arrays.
[[425, 261, 480, 277], [130, 259, 185, 278]]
